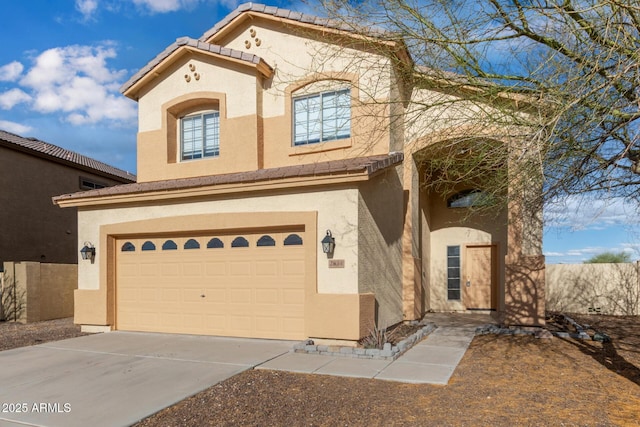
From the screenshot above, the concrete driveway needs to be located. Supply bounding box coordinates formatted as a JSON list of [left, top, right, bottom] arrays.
[[0, 332, 292, 427]]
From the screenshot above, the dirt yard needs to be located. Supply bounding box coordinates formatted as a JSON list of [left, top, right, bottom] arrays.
[[1, 316, 638, 426]]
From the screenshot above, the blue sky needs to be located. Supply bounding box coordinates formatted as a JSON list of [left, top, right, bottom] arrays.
[[0, 0, 637, 264]]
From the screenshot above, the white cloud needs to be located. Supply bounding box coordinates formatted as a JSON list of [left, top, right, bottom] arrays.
[[545, 196, 639, 230], [132, 0, 200, 13], [0, 61, 24, 82], [76, 0, 98, 20], [0, 88, 31, 109], [542, 251, 564, 257], [18, 44, 136, 125], [0, 120, 32, 135]]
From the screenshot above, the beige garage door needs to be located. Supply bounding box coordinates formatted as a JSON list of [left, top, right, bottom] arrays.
[[115, 230, 306, 339]]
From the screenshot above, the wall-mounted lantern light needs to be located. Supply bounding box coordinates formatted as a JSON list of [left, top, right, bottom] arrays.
[[80, 242, 95, 262], [321, 230, 335, 256]]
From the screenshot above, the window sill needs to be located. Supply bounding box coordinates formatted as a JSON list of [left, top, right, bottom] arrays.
[[178, 155, 220, 163], [289, 138, 352, 157]]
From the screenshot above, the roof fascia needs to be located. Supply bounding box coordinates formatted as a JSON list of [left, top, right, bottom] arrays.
[[54, 170, 371, 208]]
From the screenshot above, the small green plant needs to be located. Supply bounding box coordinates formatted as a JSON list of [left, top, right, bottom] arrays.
[[359, 324, 398, 349], [584, 251, 632, 264]]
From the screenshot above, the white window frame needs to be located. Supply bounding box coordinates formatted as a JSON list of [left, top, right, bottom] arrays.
[[293, 88, 351, 146], [180, 110, 220, 161]]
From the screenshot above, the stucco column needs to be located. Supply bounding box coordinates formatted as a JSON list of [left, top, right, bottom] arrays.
[[503, 144, 546, 326], [401, 155, 422, 321]]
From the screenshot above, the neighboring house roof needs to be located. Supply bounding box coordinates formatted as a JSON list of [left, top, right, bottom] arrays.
[[0, 129, 136, 183], [53, 153, 403, 205], [120, 37, 274, 96]]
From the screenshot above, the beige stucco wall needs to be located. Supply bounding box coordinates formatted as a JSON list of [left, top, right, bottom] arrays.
[[405, 87, 532, 152], [138, 54, 258, 130], [357, 166, 404, 327], [2, 262, 76, 322], [77, 187, 360, 295], [406, 89, 479, 145], [546, 263, 640, 316], [216, 17, 394, 115]]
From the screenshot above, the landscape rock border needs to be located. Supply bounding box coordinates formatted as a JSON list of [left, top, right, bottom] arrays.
[[293, 323, 437, 360], [475, 313, 594, 340]]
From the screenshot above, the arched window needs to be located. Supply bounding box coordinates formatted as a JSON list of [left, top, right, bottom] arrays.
[[121, 242, 135, 252], [141, 241, 156, 251], [447, 190, 490, 208], [184, 239, 200, 249], [231, 237, 249, 248], [162, 240, 178, 250], [257, 235, 276, 247], [207, 238, 224, 249], [283, 234, 303, 246]]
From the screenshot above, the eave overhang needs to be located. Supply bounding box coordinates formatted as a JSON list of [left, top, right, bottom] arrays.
[[53, 153, 403, 208]]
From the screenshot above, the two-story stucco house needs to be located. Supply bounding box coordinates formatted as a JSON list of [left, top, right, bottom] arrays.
[[54, 3, 545, 341]]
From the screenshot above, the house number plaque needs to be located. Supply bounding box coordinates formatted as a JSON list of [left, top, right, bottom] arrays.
[[328, 259, 345, 268]]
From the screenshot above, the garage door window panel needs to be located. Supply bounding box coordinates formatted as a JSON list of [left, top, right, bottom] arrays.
[[162, 240, 178, 250], [121, 242, 136, 252], [207, 238, 224, 249], [257, 235, 276, 247], [231, 237, 249, 248], [184, 239, 200, 249], [142, 241, 156, 251], [283, 234, 303, 246]]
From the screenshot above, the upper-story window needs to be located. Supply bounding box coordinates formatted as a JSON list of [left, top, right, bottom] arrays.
[[447, 189, 491, 208], [293, 88, 350, 146], [181, 111, 220, 160], [80, 177, 106, 190]]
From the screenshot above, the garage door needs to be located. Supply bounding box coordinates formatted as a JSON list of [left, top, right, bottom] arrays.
[[115, 230, 306, 339]]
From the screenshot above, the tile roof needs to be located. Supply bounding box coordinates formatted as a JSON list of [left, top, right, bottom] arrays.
[[0, 129, 136, 182], [120, 37, 273, 95], [53, 153, 403, 203], [198, 2, 390, 42]]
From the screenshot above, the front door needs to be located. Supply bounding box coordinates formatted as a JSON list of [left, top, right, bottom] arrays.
[[463, 245, 496, 310]]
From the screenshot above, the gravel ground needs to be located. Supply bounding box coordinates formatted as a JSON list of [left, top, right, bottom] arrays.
[[0, 317, 87, 351], [1, 316, 638, 426]]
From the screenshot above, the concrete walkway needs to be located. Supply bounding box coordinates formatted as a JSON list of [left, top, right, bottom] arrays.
[[258, 314, 486, 384]]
